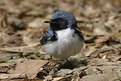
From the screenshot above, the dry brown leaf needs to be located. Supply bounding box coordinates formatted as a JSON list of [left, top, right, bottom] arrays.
[[0, 62, 13, 73], [83, 65, 119, 81], [89, 58, 121, 66], [112, 56, 121, 62], [112, 31, 121, 43], [0, 74, 10, 79], [22, 28, 45, 46], [55, 69, 72, 77], [28, 18, 46, 28], [0, 43, 40, 53], [80, 73, 118, 81], [7, 59, 48, 79], [85, 47, 97, 57], [95, 35, 110, 44]]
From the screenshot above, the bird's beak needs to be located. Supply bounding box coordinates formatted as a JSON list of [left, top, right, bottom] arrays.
[[44, 20, 50, 23]]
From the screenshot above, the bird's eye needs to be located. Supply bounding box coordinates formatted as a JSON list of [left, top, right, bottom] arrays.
[[58, 18, 62, 23], [62, 20, 68, 25], [57, 18, 68, 25]]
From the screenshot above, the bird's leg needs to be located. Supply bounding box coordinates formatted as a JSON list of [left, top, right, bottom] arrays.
[[65, 59, 74, 69]]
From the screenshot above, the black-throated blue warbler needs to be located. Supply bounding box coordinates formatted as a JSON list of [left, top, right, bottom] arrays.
[[40, 10, 84, 60]]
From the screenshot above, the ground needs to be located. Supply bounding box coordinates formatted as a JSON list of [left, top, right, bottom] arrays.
[[0, 0, 121, 81]]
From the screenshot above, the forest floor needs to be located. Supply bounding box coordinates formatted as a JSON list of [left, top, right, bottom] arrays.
[[0, 0, 121, 81]]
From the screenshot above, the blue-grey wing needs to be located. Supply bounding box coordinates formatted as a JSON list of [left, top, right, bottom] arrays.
[[40, 28, 57, 45]]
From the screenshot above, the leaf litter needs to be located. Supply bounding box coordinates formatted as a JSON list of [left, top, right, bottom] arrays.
[[0, 0, 121, 81]]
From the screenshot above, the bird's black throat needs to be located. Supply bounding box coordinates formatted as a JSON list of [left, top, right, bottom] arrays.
[[50, 18, 68, 31]]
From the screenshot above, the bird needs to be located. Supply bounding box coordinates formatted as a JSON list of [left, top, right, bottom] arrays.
[[40, 10, 84, 60]]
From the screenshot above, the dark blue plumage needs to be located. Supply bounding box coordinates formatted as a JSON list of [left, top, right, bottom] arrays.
[[40, 28, 57, 45], [40, 10, 83, 45], [51, 10, 77, 28]]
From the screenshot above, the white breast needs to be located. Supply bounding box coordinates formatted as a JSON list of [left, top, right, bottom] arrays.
[[42, 28, 83, 59]]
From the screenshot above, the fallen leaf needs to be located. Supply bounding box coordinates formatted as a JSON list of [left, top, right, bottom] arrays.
[[0, 74, 10, 79], [0, 43, 40, 53], [8, 59, 48, 79], [95, 35, 110, 44], [80, 73, 118, 81], [55, 69, 72, 77], [112, 31, 121, 43]]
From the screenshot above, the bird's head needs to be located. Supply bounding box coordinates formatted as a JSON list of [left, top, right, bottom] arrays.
[[49, 10, 77, 30]]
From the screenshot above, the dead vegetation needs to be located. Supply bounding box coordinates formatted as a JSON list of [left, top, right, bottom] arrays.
[[0, 0, 121, 81]]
